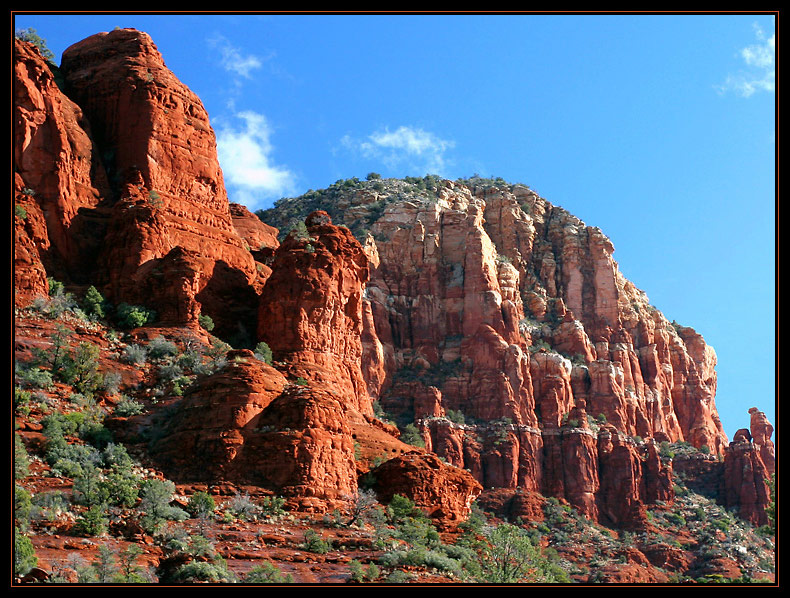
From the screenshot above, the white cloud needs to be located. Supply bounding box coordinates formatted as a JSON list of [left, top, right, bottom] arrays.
[[342, 125, 455, 175], [208, 34, 267, 80], [216, 111, 296, 208], [718, 22, 775, 97]]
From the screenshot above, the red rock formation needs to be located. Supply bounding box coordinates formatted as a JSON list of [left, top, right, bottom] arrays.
[[58, 29, 258, 337], [229, 202, 279, 253], [257, 211, 372, 415], [596, 426, 650, 529], [244, 385, 359, 511], [13, 27, 750, 533], [541, 406, 600, 520], [479, 184, 727, 454], [749, 407, 775, 476], [370, 451, 482, 526], [14, 175, 49, 306], [642, 439, 675, 504], [354, 181, 728, 522], [590, 561, 669, 584], [148, 350, 358, 511], [475, 489, 545, 522], [148, 351, 288, 481], [722, 433, 771, 526], [14, 38, 111, 291]]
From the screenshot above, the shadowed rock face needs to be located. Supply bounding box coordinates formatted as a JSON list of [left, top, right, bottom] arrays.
[[148, 350, 358, 512]]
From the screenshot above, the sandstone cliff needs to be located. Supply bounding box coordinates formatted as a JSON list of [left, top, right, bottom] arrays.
[[259, 176, 735, 523]]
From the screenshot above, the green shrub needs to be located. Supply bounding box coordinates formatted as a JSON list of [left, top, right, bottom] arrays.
[[172, 560, 233, 583], [253, 341, 273, 364], [665, 512, 687, 527], [137, 479, 188, 534], [177, 349, 203, 370], [227, 491, 258, 521], [288, 221, 310, 240], [385, 569, 411, 584], [244, 562, 293, 583], [72, 469, 108, 506], [147, 336, 178, 359], [364, 562, 380, 581], [302, 529, 332, 554], [102, 443, 134, 469], [15, 365, 54, 390], [378, 547, 461, 574], [32, 490, 70, 522], [16, 27, 55, 61], [76, 505, 109, 536], [62, 341, 103, 396], [349, 559, 365, 582], [91, 544, 119, 583], [121, 344, 148, 365], [387, 494, 422, 523], [102, 371, 122, 396], [260, 495, 287, 519], [102, 470, 142, 508], [157, 362, 183, 382], [82, 286, 108, 319], [116, 303, 156, 329], [15, 434, 30, 479], [14, 527, 38, 577], [186, 491, 216, 518], [400, 423, 425, 448], [445, 409, 466, 425], [115, 544, 147, 583], [198, 314, 215, 331], [478, 522, 569, 583], [14, 486, 33, 530], [186, 535, 215, 558]]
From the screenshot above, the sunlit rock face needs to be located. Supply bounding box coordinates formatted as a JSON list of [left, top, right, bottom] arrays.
[[58, 28, 260, 337]]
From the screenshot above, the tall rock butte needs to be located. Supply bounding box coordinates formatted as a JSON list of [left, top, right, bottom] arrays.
[[56, 29, 260, 338], [14, 30, 772, 527], [259, 177, 745, 522]]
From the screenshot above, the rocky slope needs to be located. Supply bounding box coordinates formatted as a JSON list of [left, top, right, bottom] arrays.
[[13, 30, 775, 585]]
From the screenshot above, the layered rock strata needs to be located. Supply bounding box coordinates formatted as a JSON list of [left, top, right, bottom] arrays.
[[341, 180, 726, 521]]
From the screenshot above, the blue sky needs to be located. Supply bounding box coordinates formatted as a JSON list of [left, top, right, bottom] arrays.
[[14, 13, 776, 441]]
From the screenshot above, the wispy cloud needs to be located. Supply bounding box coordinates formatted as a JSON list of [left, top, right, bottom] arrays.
[[216, 111, 297, 209], [341, 125, 455, 176], [718, 22, 775, 97], [208, 33, 269, 81]]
